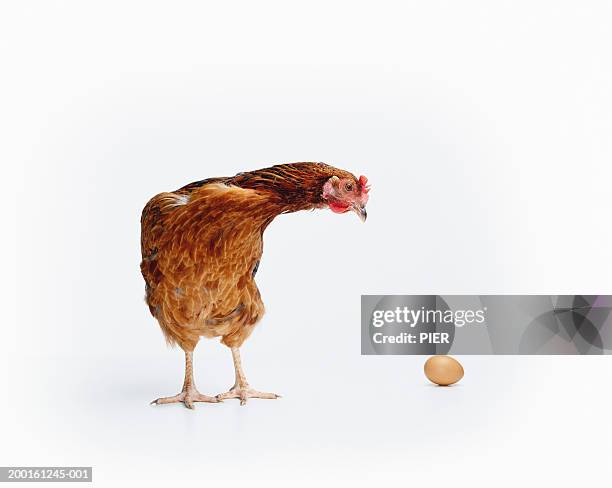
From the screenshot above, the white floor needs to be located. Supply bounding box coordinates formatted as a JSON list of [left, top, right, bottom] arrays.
[[2, 349, 610, 487]]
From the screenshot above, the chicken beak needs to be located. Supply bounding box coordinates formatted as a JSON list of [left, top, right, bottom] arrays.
[[353, 204, 367, 222]]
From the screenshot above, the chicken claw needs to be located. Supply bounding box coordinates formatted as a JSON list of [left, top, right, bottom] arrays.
[[150, 351, 219, 409], [151, 388, 219, 409], [216, 387, 281, 406], [218, 348, 281, 405]]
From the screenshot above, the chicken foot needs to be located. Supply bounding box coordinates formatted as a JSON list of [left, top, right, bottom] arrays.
[[216, 347, 280, 405], [151, 351, 218, 409]]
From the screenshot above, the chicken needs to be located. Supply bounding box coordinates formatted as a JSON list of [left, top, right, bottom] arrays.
[[141, 162, 370, 408]]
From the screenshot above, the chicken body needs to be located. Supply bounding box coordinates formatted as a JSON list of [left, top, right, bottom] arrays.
[[141, 162, 369, 407]]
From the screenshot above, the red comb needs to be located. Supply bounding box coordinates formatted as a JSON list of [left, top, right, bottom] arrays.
[[359, 175, 370, 193]]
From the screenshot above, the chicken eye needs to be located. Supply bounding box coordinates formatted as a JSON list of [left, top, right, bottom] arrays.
[[345, 183, 354, 192]]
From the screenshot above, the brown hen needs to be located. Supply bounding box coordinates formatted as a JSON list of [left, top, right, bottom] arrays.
[[141, 162, 369, 408]]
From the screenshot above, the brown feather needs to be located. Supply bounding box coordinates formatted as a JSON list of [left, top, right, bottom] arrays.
[[140, 162, 360, 351]]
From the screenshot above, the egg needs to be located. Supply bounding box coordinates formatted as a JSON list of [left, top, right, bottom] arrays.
[[424, 355, 464, 386]]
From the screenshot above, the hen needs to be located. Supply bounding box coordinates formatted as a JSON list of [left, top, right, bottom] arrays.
[[141, 162, 370, 408]]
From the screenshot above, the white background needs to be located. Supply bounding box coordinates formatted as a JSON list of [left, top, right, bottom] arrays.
[[2, 1, 612, 486]]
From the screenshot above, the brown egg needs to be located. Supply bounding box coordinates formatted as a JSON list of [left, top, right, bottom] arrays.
[[424, 355, 464, 386]]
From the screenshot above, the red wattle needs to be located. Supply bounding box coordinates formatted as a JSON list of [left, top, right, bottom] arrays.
[[329, 201, 350, 213]]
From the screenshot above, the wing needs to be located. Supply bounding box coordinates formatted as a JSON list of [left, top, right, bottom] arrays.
[[140, 182, 268, 329]]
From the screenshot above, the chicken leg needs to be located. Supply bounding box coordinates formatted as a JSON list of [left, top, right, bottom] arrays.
[[151, 351, 218, 409], [216, 347, 280, 405]]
